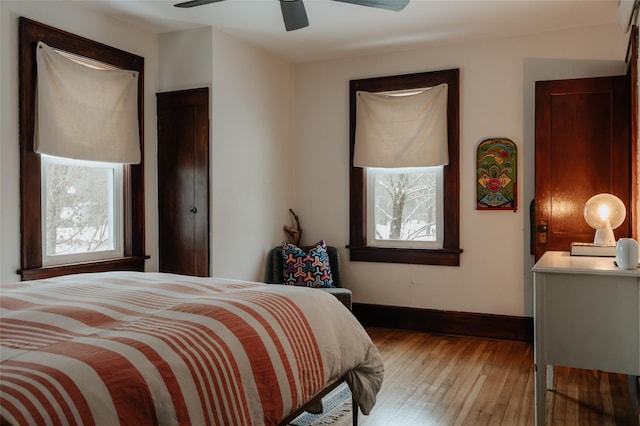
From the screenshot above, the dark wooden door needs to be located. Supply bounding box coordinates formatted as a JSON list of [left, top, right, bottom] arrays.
[[157, 88, 209, 276], [534, 76, 631, 260]]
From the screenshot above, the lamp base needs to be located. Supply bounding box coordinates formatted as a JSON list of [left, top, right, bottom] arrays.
[[593, 228, 616, 246]]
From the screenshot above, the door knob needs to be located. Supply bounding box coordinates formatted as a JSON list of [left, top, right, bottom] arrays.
[[190, 207, 198, 214], [537, 221, 548, 244]]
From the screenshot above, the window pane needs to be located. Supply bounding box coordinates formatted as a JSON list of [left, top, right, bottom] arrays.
[[42, 156, 122, 263], [367, 167, 443, 247]]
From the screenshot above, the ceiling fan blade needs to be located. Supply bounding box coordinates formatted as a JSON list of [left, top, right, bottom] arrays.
[[174, 0, 225, 8], [280, 0, 309, 31], [332, 0, 409, 12]]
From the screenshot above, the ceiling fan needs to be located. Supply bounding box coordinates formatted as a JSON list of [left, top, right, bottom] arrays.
[[174, 0, 409, 32]]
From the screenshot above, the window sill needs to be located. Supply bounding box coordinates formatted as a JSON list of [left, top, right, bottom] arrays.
[[348, 246, 462, 266], [18, 255, 149, 281]]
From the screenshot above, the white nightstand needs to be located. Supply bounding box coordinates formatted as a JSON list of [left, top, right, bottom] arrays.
[[532, 251, 640, 425]]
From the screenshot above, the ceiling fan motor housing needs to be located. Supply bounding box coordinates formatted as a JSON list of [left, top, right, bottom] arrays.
[[174, 0, 409, 31]]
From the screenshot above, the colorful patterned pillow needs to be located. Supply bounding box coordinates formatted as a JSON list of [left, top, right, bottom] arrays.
[[281, 240, 334, 288]]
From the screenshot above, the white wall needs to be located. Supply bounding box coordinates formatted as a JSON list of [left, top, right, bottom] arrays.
[[293, 24, 629, 317], [0, 1, 634, 320], [0, 1, 160, 283], [159, 27, 213, 92], [0, 2, 295, 284], [209, 29, 295, 281], [158, 27, 296, 282]]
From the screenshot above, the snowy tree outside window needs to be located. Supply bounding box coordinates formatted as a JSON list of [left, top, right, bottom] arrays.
[[41, 155, 123, 265], [367, 166, 444, 249]]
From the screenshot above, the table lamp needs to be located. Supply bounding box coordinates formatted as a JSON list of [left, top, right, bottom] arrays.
[[583, 193, 626, 246]]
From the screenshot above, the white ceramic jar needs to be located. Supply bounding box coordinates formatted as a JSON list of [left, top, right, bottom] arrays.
[[616, 238, 639, 270]]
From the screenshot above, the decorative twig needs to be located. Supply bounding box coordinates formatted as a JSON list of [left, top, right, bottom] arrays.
[[283, 209, 302, 245]]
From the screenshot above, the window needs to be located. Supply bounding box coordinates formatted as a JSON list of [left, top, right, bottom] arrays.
[[41, 156, 123, 266], [19, 18, 146, 280], [349, 69, 461, 266], [367, 166, 443, 248]]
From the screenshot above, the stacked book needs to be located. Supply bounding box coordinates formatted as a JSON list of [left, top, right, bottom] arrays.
[[569, 242, 616, 257]]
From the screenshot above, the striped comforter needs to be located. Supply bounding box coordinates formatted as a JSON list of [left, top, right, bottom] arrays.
[[0, 272, 384, 425]]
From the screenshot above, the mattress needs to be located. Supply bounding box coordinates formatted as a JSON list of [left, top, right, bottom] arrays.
[[0, 271, 383, 425]]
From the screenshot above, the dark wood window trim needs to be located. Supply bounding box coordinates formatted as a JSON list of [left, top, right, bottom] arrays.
[[349, 69, 461, 266], [18, 18, 146, 280], [626, 25, 638, 241]]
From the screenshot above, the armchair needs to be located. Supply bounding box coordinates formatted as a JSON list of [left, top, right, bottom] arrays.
[[264, 245, 352, 310]]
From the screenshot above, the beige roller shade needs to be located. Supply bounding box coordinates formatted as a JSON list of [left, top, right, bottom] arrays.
[[35, 41, 140, 164], [354, 83, 448, 168]]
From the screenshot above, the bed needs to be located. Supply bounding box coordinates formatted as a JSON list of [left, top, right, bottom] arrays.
[[0, 271, 384, 425]]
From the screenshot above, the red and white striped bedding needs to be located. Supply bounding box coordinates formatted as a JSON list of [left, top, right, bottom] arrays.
[[0, 271, 384, 425]]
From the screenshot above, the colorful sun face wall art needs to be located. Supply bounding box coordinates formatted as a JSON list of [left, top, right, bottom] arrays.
[[476, 138, 517, 211]]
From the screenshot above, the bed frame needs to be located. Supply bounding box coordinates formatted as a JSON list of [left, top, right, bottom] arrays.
[[278, 375, 358, 426]]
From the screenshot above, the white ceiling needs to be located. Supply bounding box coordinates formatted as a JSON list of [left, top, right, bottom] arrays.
[[78, 0, 623, 63]]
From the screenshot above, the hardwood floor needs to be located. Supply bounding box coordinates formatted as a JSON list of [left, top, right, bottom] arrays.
[[358, 328, 639, 426]]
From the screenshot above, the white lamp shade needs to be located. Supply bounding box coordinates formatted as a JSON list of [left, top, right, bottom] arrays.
[[583, 193, 626, 246]]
